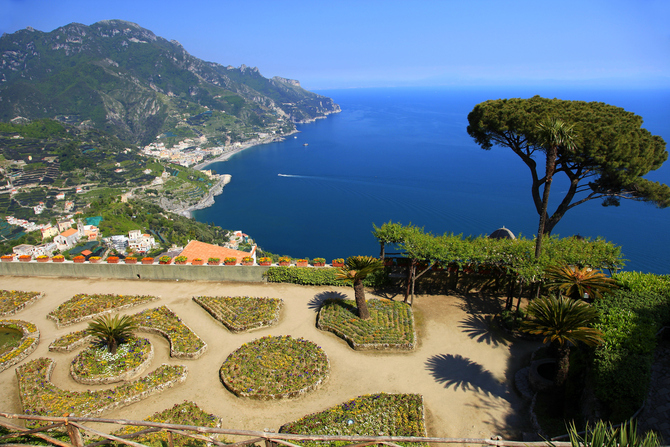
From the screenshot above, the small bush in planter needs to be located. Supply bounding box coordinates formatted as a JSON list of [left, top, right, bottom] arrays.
[[224, 257, 237, 265], [89, 256, 101, 263], [52, 255, 65, 262], [296, 258, 309, 266], [312, 257, 326, 266], [18, 255, 32, 261], [174, 255, 188, 264], [242, 256, 254, 265], [258, 257, 272, 265], [278, 256, 291, 265], [208, 257, 220, 265], [124, 256, 137, 263], [159, 255, 172, 264], [332, 258, 345, 266]]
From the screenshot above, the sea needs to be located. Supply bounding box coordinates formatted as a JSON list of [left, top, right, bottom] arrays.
[[193, 86, 670, 275]]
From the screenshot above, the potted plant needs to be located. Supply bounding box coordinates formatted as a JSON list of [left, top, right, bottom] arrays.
[[242, 256, 254, 266], [312, 257, 326, 267], [124, 256, 137, 264], [52, 255, 65, 263], [73, 255, 85, 263], [296, 258, 309, 267], [174, 255, 188, 265], [18, 255, 32, 262], [159, 255, 172, 265], [141, 257, 154, 265], [1, 254, 14, 262], [191, 257, 204, 265], [331, 258, 345, 268], [207, 257, 220, 265], [224, 257, 237, 266], [106, 256, 119, 264], [89, 256, 101, 263], [36, 255, 49, 263], [278, 256, 291, 266], [258, 257, 272, 266]]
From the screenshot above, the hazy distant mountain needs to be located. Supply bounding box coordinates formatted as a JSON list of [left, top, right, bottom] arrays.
[[0, 20, 340, 145]]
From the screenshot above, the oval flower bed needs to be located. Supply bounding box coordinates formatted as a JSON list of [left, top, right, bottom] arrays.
[[70, 337, 153, 385], [220, 335, 329, 400], [280, 393, 427, 446], [16, 357, 187, 421], [0, 319, 40, 373], [193, 296, 283, 333], [317, 299, 415, 351], [47, 293, 159, 327], [112, 401, 223, 447], [132, 306, 207, 359], [0, 290, 44, 316]]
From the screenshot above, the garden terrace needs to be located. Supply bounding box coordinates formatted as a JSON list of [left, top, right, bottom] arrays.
[[220, 335, 329, 400], [317, 299, 415, 350], [47, 294, 160, 327], [193, 296, 283, 332]]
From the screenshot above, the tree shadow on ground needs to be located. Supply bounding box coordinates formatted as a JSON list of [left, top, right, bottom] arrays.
[[459, 314, 510, 347], [455, 291, 506, 316], [424, 353, 506, 396], [308, 291, 348, 312]]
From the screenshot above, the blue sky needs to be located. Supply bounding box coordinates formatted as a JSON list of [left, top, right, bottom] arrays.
[[1, 0, 669, 90]]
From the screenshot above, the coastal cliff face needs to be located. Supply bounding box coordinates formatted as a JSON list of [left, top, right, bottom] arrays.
[[0, 20, 340, 145]]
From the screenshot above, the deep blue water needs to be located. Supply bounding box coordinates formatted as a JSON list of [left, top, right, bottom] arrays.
[[194, 87, 670, 274]]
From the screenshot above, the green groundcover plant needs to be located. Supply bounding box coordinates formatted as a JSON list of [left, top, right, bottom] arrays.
[[220, 335, 329, 399], [280, 393, 427, 447], [49, 329, 90, 350], [111, 401, 223, 447], [47, 293, 158, 326], [133, 306, 205, 356], [71, 337, 151, 380], [318, 299, 415, 350], [17, 358, 187, 420], [0, 290, 42, 315], [265, 267, 387, 287], [193, 296, 282, 332]]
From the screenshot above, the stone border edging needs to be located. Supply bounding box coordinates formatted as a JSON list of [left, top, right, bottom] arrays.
[[192, 296, 283, 333], [0, 292, 45, 317], [47, 295, 161, 328], [136, 306, 207, 359], [70, 340, 154, 385], [0, 319, 40, 373], [316, 308, 416, 351], [48, 333, 93, 352], [18, 359, 188, 419]]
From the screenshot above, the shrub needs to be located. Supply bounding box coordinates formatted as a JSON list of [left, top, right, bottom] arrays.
[[224, 257, 237, 264], [159, 255, 172, 263], [208, 257, 220, 263], [174, 255, 187, 263], [242, 256, 254, 263]]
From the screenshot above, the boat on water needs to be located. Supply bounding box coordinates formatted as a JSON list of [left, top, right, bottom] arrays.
[[303, 143, 309, 146]]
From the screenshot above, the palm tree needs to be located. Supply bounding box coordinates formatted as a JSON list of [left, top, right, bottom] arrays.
[[87, 314, 137, 355], [544, 264, 618, 300], [335, 256, 383, 320], [535, 118, 577, 258], [521, 296, 603, 386]]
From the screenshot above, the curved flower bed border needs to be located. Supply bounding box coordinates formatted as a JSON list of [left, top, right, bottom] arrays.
[[193, 296, 283, 333], [0, 291, 44, 316], [220, 335, 329, 400], [133, 306, 207, 359], [47, 293, 160, 328], [0, 319, 40, 373], [17, 358, 188, 420], [70, 337, 154, 385], [317, 299, 416, 351], [48, 330, 92, 352]]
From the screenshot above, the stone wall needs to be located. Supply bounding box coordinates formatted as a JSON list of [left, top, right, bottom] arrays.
[[0, 262, 268, 282]]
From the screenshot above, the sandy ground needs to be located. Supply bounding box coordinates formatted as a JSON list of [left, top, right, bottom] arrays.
[[0, 276, 540, 440]]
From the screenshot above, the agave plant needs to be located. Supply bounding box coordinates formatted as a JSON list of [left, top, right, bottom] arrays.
[[87, 314, 138, 354], [521, 296, 603, 386], [335, 256, 383, 320], [544, 264, 618, 300]]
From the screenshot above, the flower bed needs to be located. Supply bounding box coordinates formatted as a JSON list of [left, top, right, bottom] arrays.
[[70, 337, 153, 385], [16, 358, 187, 421], [48, 329, 92, 352], [317, 299, 415, 351], [47, 293, 159, 328], [112, 401, 223, 447], [279, 393, 427, 446], [220, 335, 329, 400], [0, 290, 44, 316], [133, 306, 207, 359], [0, 319, 40, 373], [193, 296, 283, 333]]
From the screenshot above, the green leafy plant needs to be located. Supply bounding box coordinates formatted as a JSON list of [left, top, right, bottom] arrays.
[[71, 336, 151, 380], [545, 264, 618, 300], [193, 296, 282, 332], [224, 257, 237, 264], [553, 419, 661, 447], [335, 256, 384, 319], [159, 255, 172, 263], [278, 256, 291, 264], [258, 257, 272, 264], [242, 256, 253, 263], [312, 257, 326, 264], [174, 255, 187, 263], [207, 257, 220, 263], [87, 314, 138, 355]]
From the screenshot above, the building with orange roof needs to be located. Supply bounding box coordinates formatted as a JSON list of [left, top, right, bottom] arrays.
[[179, 240, 256, 264]]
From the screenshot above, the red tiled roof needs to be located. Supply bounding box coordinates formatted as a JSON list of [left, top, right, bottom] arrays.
[[81, 250, 92, 256], [179, 240, 250, 263], [60, 228, 78, 237]]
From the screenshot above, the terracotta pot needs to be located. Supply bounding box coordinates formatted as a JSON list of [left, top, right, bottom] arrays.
[[141, 258, 154, 265], [312, 262, 325, 267], [331, 261, 344, 268], [19, 257, 31, 262], [175, 261, 186, 265], [259, 262, 271, 266], [124, 259, 137, 264], [1, 257, 13, 262], [296, 261, 308, 267], [278, 261, 290, 266], [53, 258, 65, 263], [73, 259, 85, 263], [191, 260, 204, 265], [36, 258, 49, 263], [208, 261, 220, 265], [242, 261, 253, 266], [159, 260, 171, 265], [89, 258, 101, 263], [107, 258, 119, 264], [224, 261, 236, 266]]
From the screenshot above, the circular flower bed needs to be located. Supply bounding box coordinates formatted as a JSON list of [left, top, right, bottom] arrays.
[[220, 335, 329, 399], [70, 337, 153, 384], [0, 319, 40, 373]]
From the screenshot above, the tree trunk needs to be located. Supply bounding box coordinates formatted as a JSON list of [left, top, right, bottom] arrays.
[[555, 344, 571, 386], [109, 338, 117, 355], [535, 144, 557, 258], [354, 279, 370, 319], [379, 241, 385, 260]]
